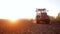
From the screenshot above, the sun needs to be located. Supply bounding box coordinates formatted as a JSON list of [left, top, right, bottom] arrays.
[[9, 18, 17, 22]]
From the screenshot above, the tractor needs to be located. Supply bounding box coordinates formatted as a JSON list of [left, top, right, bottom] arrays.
[[36, 8, 50, 24]]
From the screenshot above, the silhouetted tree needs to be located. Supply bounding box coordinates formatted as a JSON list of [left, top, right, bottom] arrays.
[[56, 12, 60, 22], [49, 16, 55, 21]]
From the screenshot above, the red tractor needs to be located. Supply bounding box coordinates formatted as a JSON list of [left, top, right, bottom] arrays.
[[36, 8, 50, 24]]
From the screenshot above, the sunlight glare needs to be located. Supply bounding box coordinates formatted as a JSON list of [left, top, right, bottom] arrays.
[[10, 19, 17, 22]]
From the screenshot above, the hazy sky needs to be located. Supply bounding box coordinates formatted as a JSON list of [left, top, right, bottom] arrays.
[[0, 0, 60, 19]]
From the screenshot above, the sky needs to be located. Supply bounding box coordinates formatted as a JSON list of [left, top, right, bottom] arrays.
[[0, 0, 60, 20]]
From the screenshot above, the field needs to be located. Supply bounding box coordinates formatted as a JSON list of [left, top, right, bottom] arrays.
[[0, 19, 60, 34]]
